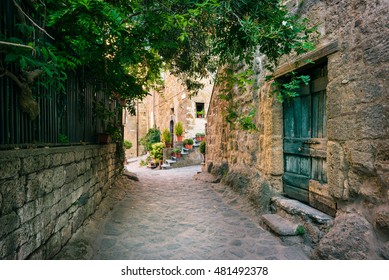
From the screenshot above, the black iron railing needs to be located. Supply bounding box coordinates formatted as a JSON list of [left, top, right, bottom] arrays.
[[0, 0, 121, 148]]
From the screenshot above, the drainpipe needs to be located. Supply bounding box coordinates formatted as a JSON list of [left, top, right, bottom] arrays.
[[136, 100, 139, 157]]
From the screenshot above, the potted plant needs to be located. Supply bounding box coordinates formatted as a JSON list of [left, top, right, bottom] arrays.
[[96, 101, 118, 144], [199, 140, 206, 164], [199, 141, 206, 155], [161, 128, 172, 148], [171, 147, 182, 158], [196, 109, 204, 118], [183, 138, 194, 149], [150, 142, 165, 168], [195, 132, 205, 142], [174, 121, 184, 142]]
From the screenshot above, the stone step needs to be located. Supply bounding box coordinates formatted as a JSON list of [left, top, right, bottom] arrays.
[[165, 159, 176, 164], [262, 214, 303, 236], [271, 197, 333, 225], [161, 164, 171, 169]]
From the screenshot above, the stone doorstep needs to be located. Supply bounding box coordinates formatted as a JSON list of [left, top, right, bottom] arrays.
[[262, 214, 301, 236], [161, 164, 171, 169], [272, 197, 333, 225]]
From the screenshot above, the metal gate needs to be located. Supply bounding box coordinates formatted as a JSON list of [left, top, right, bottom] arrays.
[[283, 63, 328, 204]]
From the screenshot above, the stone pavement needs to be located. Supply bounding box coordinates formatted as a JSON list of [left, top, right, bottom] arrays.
[[54, 159, 308, 260]]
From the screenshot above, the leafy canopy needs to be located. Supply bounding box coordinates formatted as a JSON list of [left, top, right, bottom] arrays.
[[1, 0, 316, 114]]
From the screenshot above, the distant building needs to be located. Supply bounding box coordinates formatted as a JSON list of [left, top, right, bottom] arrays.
[[124, 72, 213, 157]]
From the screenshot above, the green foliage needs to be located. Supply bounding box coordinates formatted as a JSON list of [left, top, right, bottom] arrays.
[[123, 140, 133, 149], [161, 129, 172, 144], [2, 0, 317, 120], [150, 142, 165, 161], [96, 101, 115, 129], [196, 132, 205, 137], [271, 72, 311, 102], [295, 225, 305, 235], [171, 147, 181, 154], [106, 124, 122, 142], [196, 109, 205, 116], [140, 128, 161, 151], [237, 109, 257, 131], [58, 133, 69, 144], [183, 138, 194, 145], [174, 122, 184, 136], [199, 141, 206, 154]]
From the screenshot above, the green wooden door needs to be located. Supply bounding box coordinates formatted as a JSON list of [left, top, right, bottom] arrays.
[[283, 64, 328, 203]]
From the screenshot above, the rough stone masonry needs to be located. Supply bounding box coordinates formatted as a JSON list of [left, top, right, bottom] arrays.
[[0, 144, 122, 259], [205, 0, 389, 259]]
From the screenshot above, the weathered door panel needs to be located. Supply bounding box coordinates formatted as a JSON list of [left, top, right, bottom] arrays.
[[283, 64, 330, 210]]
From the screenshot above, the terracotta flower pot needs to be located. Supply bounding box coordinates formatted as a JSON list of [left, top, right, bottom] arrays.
[[173, 152, 181, 158], [185, 144, 193, 149], [97, 133, 111, 144]]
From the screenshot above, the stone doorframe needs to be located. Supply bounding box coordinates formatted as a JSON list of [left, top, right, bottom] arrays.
[[268, 41, 340, 216]]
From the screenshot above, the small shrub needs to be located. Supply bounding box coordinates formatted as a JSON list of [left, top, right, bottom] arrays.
[[199, 141, 206, 154], [183, 138, 194, 145], [150, 142, 165, 161], [140, 128, 160, 151], [123, 140, 132, 149], [58, 133, 69, 144], [161, 128, 172, 144], [174, 122, 184, 136], [295, 225, 305, 235]]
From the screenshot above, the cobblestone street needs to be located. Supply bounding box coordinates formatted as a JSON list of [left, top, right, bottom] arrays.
[[54, 160, 308, 260]]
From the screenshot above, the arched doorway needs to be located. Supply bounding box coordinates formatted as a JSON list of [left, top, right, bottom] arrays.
[[170, 120, 174, 146]]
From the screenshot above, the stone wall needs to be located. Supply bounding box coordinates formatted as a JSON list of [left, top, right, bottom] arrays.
[[152, 73, 212, 140], [123, 101, 151, 158], [0, 144, 122, 259], [206, 0, 389, 258]]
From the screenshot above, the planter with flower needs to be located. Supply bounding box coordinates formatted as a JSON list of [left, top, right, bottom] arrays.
[[195, 132, 205, 142], [174, 121, 184, 142], [171, 147, 182, 158], [196, 110, 204, 118], [199, 140, 206, 163], [183, 138, 194, 150], [150, 142, 165, 169], [161, 128, 172, 148], [96, 101, 122, 144]]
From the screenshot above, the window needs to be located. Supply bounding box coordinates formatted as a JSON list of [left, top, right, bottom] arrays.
[[196, 103, 205, 118]]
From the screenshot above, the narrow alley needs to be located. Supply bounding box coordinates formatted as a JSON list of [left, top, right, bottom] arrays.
[[54, 160, 308, 260]]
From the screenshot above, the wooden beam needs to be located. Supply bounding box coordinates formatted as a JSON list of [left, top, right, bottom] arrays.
[[273, 41, 339, 78]]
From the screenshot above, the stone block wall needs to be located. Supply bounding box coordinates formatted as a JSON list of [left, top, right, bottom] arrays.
[[206, 0, 389, 258], [0, 144, 122, 259]]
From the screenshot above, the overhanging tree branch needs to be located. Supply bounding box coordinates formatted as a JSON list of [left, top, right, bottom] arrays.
[[0, 40, 36, 52], [13, 0, 55, 40]]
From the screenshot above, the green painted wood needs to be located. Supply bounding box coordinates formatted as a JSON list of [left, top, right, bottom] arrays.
[[283, 63, 328, 203], [284, 184, 309, 203], [284, 173, 310, 190]]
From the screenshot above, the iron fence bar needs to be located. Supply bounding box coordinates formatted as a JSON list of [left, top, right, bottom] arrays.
[[0, 2, 125, 148]]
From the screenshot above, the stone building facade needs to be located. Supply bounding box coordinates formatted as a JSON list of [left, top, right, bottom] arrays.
[[206, 0, 389, 259], [124, 73, 213, 155], [123, 101, 151, 158]]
